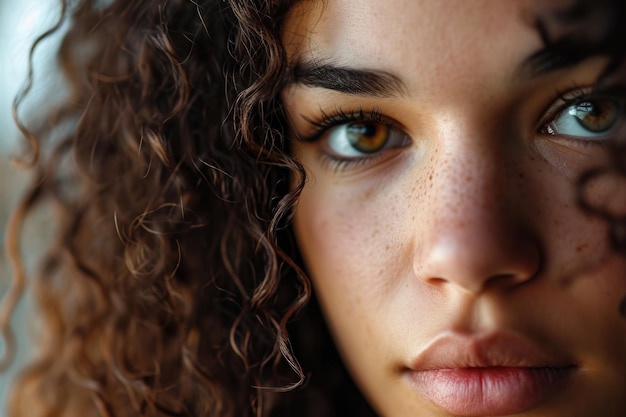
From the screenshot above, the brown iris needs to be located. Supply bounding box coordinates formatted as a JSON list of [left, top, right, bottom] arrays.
[[345, 122, 390, 153], [571, 99, 620, 133]]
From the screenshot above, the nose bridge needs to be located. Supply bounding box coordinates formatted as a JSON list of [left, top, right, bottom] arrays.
[[414, 123, 540, 294], [434, 134, 506, 235]]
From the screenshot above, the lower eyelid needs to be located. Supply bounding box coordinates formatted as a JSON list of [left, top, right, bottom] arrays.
[[317, 131, 412, 175], [318, 145, 409, 173]]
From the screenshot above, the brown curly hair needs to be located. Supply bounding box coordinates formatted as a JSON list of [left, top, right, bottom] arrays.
[[2, 0, 626, 416], [0, 0, 373, 416]]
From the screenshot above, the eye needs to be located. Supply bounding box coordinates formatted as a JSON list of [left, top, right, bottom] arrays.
[[326, 121, 410, 158], [542, 97, 623, 139]]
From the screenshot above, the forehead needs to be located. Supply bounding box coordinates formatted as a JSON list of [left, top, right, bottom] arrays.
[[282, 0, 571, 94]]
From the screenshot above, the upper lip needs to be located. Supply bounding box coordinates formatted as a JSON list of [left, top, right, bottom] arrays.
[[408, 330, 577, 371]]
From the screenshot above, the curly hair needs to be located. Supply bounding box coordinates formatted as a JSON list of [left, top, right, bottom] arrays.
[[2, 0, 626, 416], [0, 0, 362, 416]]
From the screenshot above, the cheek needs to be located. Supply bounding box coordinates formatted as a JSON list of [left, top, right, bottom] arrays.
[[293, 179, 402, 311], [292, 162, 429, 336], [291, 177, 410, 394]]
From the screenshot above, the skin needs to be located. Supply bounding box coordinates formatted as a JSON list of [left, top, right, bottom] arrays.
[[282, 0, 626, 416]]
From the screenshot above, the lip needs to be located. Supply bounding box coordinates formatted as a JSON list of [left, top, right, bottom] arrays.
[[404, 331, 577, 416]]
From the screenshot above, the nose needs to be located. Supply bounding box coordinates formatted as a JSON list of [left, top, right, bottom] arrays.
[[413, 137, 542, 294]]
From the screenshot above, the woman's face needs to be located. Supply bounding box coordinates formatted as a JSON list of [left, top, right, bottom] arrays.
[[282, 0, 626, 416]]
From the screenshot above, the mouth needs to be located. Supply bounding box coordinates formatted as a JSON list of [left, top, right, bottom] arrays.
[[404, 331, 578, 416]]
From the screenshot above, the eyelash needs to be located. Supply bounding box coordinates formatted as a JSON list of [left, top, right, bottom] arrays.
[[541, 85, 593, 124], [303, 107, 387, 140]]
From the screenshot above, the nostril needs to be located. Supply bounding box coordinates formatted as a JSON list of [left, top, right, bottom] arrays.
[[483, 272, 534, 291], [422, 273, 532, 293], [425, 277, 448, 287]]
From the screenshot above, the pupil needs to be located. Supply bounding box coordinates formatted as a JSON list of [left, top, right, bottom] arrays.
[[362, 124, 377, 137]]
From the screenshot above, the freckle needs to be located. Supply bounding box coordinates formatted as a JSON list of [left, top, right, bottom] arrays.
[[576, 244, 588, 252]]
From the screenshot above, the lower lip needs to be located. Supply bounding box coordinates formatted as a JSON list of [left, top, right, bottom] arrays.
[[407, 367, 573, 416]]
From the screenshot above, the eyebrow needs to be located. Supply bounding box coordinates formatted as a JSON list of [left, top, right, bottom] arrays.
[[289, 59, 408, 98], [289, 48, 591, 98], [517, 47, 589, 81]]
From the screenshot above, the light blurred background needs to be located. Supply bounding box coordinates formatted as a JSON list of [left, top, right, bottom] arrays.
[[0, 0, 62, 413]]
